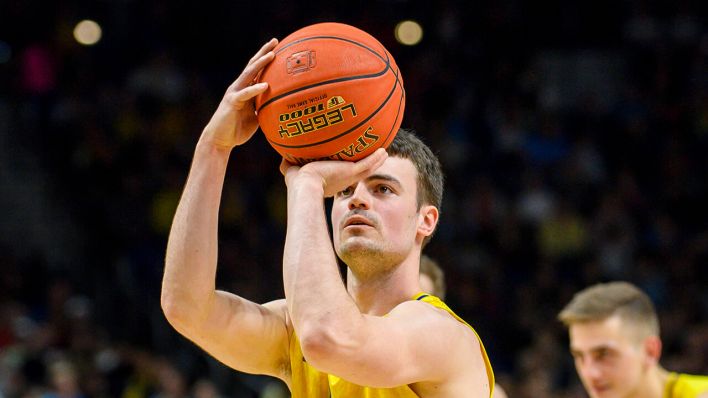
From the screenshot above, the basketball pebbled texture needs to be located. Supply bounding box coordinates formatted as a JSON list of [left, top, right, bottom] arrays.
[[255, 22, 405, 164]]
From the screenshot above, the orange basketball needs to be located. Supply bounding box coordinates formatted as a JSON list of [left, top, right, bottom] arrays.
[[255, 22, 405, 164]]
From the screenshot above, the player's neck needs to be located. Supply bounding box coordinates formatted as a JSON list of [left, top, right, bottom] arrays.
[[347, 259, 420, 316], [631, 366, 669, 398]]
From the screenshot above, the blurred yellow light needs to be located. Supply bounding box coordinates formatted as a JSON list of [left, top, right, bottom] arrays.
[[74, 20, 102, 46], [395, 20, 423, 46]]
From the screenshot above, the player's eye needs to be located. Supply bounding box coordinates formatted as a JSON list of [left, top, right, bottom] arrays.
[[376, 185, 392, 194], [338, 186, 354, 197], [594, 349, 611, 361]]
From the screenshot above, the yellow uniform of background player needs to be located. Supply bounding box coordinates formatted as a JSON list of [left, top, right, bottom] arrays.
[[664, 373, 708, 398], [559, 281, 708, 398], [161, 39, 495, 397]]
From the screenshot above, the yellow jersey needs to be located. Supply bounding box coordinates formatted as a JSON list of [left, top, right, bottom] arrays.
[[665, 372, 708, 398], [288, 293, 495, 397]]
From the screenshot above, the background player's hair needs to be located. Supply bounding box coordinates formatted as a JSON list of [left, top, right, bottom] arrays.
[[420, 254, 446, 299], [558, 281, 659, 339]]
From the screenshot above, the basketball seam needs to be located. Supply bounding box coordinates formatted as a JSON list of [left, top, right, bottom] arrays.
[[381, 69, 405, 148], [257, 35, 393, 113], [267, 66, 403, 149], [257, 68, 389, 112], [274, 35, 387, 60]]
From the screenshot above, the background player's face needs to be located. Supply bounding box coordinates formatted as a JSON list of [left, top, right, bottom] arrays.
[[332, 156, 422, 271], [568, 315, 652, 398]]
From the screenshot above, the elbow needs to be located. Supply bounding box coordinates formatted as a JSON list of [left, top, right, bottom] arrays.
[[298, 318, 360, 369], [160, 288, 199, 333], [299, 327, 330, 365], [161, 290, 186, 328]]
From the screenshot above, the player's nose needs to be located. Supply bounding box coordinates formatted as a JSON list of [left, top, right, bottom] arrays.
[[348, 184, 371, 210]]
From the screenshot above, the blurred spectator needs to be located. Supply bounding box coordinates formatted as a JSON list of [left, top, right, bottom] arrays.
[[42, 360, 84, 398]]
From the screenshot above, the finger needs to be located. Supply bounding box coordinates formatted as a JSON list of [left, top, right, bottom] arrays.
[[352, 148, 388, 176], [232, 50, 275, 90], [247, 38, 278, 66], [234, 82, 268, 101], [279, 158, 297, 176], [225, 82, 268, 106]]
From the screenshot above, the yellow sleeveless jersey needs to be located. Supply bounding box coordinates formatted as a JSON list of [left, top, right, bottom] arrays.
[[288, 293, 495, 397], [665, 372, 708, 398]]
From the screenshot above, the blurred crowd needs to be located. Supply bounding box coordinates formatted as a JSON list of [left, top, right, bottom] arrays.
[[1, 1, 707, 397]]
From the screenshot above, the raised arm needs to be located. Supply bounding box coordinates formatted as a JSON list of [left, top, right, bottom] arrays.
[[161, 39, 291, 380], [280, 156, 490, 394]]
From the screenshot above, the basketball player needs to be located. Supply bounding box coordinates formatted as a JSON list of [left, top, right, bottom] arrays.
[[558, 281, 708, 398], [161, 38, 494, 397], [418, 255, 509, 398]]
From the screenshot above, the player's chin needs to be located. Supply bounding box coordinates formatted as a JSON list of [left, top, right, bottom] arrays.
[[340, 237, 370, 250], [339, 227, 376, 242], [338, 237, 379, 255]]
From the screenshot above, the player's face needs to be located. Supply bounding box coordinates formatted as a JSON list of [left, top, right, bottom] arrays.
[[569, 315, 651, 398], [332, 156, 427, 270]]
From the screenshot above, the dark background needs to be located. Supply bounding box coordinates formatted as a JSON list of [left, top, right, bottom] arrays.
[[1, 0, 706, 397]]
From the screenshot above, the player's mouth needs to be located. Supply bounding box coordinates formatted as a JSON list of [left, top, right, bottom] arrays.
[[590, 383, 611, 396], [343, 215, 375, 229]]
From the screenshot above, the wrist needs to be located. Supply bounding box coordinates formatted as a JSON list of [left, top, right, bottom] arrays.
[[195, 136, 233, 158], [289, 171, 326, 196], [192, 140, 233, 174]]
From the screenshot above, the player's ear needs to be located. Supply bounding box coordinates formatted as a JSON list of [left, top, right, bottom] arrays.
[[417, 205, 439, 238], [643, 335, 662, 366]]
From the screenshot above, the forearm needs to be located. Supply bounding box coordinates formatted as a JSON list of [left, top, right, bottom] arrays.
[[162, 139, 231, 326], [283, 178, 362, 338]]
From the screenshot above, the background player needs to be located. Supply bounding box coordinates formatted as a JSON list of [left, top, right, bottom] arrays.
[[558, 281, 708, 398]]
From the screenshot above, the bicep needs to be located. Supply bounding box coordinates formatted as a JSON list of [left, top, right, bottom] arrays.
[[182, 294, 290, 379]]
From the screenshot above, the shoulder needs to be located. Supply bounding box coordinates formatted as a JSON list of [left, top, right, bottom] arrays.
[[391, 298, 460, 324], [264, 298, 293, 334], [389, 299, 483, 358], [392, 297, 473, 332], [263, 298, 288, 316], [389, 301, 491, 395]]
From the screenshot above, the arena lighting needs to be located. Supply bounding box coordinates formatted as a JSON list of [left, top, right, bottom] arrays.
[[395, 20, 423, 46], [73, 20, 102, 46]]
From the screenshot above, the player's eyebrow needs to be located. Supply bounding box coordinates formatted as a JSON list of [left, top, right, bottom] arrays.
[[365, 174, 402, 187]]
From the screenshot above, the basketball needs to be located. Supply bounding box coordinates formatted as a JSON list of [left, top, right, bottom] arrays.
[[255, 22, 405, 164]]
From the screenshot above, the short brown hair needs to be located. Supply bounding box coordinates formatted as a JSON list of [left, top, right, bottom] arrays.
[[387, 129, 444, 245], [420, 254, 446, 299], [558, 281, 659, 337]]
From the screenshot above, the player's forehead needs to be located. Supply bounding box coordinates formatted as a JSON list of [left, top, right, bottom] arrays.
[[365, 156, 417, 185], [569, 315, 633, 352]]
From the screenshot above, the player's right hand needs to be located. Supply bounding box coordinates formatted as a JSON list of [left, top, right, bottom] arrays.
[[281, 148, 389, 198], [201, 38, 278, 150]]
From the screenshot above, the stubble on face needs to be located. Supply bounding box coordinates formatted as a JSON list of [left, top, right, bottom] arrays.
[[332, 157, 422, 280], [337, 233, 405, 280]]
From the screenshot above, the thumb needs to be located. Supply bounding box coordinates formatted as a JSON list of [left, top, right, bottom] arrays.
[[279, 158, 298, 176]]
